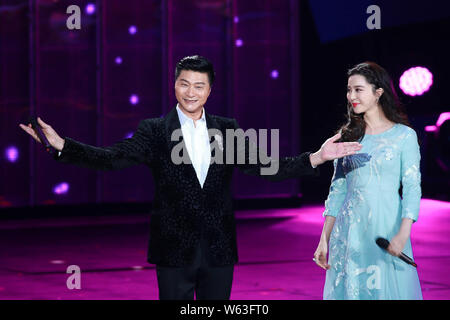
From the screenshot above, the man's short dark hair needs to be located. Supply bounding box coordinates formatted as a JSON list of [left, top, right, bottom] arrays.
[[175, 55, 215, 86]]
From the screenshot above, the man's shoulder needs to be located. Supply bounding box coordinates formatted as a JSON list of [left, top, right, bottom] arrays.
[[138, 111, 237, 130], [139, 117, 165, 127], [133, 118, 165, 138], [208, 114, 237, 128]]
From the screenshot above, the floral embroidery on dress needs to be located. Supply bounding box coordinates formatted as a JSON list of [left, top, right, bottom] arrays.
[[322, 124, 422, 300]]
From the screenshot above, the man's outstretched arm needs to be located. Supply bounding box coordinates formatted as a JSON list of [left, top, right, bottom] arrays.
[[231, 119, 362, 181], [19, 117, 154, 171], [308, 132, 362, 167]]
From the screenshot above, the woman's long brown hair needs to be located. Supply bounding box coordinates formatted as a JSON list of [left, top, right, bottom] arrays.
[[338, 62, 411, 142]]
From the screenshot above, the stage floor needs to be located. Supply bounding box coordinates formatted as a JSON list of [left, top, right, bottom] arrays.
[[0, 199, 449, 300]]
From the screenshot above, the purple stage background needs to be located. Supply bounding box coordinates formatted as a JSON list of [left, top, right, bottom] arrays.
[[0, 1, 449, 210], [1, 0, 450, 302], [1, 0, 301, 208]]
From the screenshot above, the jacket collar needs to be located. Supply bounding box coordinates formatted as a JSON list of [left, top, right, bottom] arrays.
[[163, 106, 223, 190], [164, 106, 221, 144]]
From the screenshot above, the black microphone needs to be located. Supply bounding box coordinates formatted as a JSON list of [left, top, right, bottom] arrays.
[[376, 237, 417, 268], [29, 116, 55, 154]]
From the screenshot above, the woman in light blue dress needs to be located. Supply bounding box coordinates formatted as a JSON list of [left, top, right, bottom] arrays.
[[314, 62, 422, 300]]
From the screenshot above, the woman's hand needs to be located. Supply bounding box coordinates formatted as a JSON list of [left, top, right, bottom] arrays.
[[387, 233, 408, 257], [387, 218, 413, 257], [314, 240, 331, 270]]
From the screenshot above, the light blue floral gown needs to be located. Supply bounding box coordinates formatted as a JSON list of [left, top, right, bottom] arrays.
[[322, 123, 423, 300]]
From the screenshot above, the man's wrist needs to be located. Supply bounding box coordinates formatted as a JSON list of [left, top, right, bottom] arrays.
[[54, 138, 65, 152], [309, 151, 324, 168]]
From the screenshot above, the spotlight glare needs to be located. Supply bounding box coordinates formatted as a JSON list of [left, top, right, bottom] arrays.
[[436, 112, 450, 127], [235, 39, 243, 47], [399, 66, 433, 96]]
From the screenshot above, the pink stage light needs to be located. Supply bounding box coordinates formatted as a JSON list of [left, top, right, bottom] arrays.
[[235, 39, 243, 47], [53, 182, 69, 195], [115, 56, 122, 65], [5, 146, 19, 163], [399, 66, 433, 96], [129, 25, 137, 35], [85, 3, 95, 15], [436, 112, 450, 127], [129, 94, 139, 105], [425, 112, 450, 133]]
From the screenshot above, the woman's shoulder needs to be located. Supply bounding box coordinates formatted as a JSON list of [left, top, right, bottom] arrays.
[[394, 124, 419, 146], [395, 123, 417, 135]]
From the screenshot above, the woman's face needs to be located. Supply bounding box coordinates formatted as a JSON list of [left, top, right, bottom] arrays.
[[347, 74, 383, 115]]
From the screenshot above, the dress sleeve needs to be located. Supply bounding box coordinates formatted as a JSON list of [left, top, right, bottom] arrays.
[[323, 158, 347, 218], [400, 129, 421, 222]]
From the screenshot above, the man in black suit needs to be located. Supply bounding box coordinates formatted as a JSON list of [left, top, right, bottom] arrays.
[[19, 55, 362, 300]]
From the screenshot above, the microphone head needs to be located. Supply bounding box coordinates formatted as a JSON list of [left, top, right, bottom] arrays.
[[28, 116, 38, 127], [376, 237, 390, 249]]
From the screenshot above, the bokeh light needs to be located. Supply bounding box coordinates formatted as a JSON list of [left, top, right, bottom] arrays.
[[399, 66, 433, 96], [5, 146, 19, 163], [85, 3, 95, 15], [129, 25, 137, 35], [129, 94, 139, 105], [125, 132, 134, 139], [53, 182, 69, 195], [271, 70, 279, 79]]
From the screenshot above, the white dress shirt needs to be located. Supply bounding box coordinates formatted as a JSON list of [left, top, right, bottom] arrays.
[[176, 105, 211, 188]]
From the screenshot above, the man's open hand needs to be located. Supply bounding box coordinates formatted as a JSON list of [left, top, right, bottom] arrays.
[[19, 117, 65, 151]]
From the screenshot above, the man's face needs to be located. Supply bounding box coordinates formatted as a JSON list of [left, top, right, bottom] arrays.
[[175, 70, 211, 117]]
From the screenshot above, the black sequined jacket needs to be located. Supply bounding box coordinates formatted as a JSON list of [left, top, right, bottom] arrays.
[[54, 107, 319, 267]]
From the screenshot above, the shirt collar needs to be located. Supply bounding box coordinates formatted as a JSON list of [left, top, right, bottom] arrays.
[[176, 104, 206, 127]]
